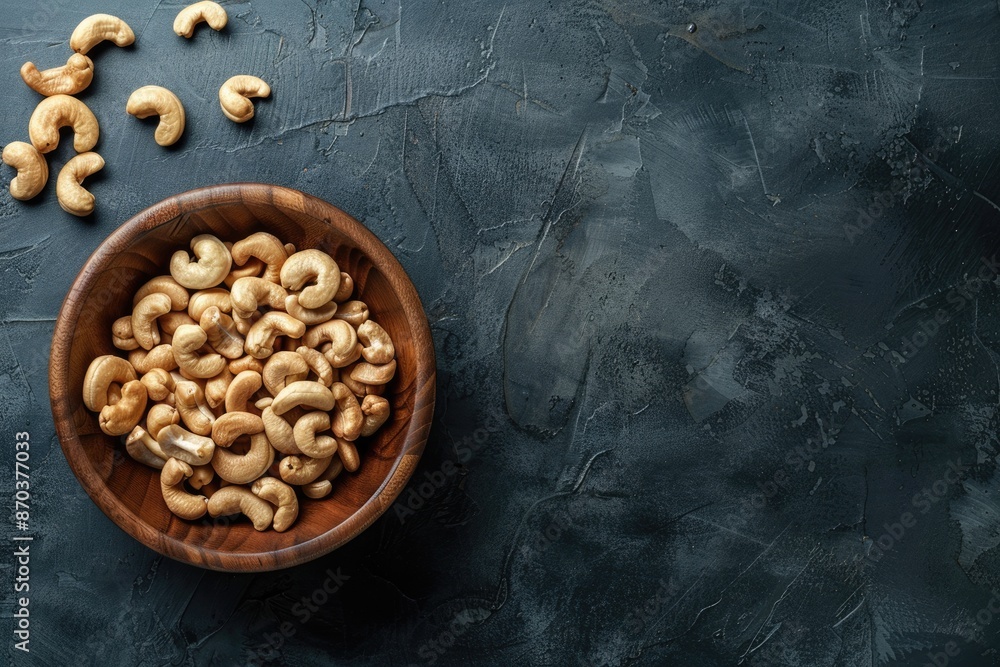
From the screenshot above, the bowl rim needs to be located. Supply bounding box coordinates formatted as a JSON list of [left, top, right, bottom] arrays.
[[48, 183, 436, 572]]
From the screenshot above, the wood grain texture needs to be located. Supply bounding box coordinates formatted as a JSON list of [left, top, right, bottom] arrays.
[[49, 183, 435, 572]]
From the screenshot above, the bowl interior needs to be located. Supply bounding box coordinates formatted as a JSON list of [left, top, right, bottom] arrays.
[[52, 185, 431, 571]]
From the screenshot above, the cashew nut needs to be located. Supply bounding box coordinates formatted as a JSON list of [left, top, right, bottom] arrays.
[[302, 458, 343, 499], [140, 368, 175, 402], [261, 407, 299, 455], [245, 312, 306, 360], [161, 458, 209, 520], [230, 277, 287, 317], [270, 381, 334, 415], [231, 232, 287, 284], [134, 276, 189, 311], [357, 319, 395, 365], [229, 355, 264, 375], [304, 319, 358, 368], [337, 437, 360, 472], [351, 359, 397, 385], [225, 370, 263, 414], [211, 432, 274, 484], [294, 411, 336, 457], [125, 425, 167, 469], [251, 477, 298, 532], [174, 379, 216, 435], [296, 346, 334, 386], [20, 53, 94, 96], [206, 485, 273, 531], [146, 403, 180, 439], [83, 354, 137, 412], [99, 380, 147, 436], [170, 234, 231, 290], [331, 382, 363, 441], [2, 141, 48, 200], [126, 86, 186, 147], [188, 464, 215, 490], [129, 345, 179, 373], [200, 306, 245, 359], [70, 14, 135, 54], [360, 394, 391, 437], [219, 75, 270, 123], [280, 250, 340, 309], [112, 316, 139, 351], [262, 351, 309, 396], [172, 324, 227, 378], [188, 288, 231, 321], [205, 366, 234, 409], [332, 300, 370, 328], [56, 152, 104, 216], [28, 95, 99, 153], [174, 1, 228, 38], [333, 272, 354, 302], [157, 424, 215, 466], [132, 292, 172, 350], [284, 294, 337, 326], [278, 451, 333, 485], [211, 411, 264, 447]]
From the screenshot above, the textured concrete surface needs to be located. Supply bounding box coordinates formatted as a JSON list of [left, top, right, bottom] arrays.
[[1, 0, 1000, 665]]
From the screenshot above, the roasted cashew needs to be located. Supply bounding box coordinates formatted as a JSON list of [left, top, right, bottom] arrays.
[[304, 320, 358, 368], [200, 306, 245, 359], [302, 458, 343, 499], [20, 53, 94, 96], [2, 141, 47, 200], [161, 458, 209, 520], [146, 403, 180, 439], [225, 370, 263, 414], [261, 406, 299, 455], [170, 234, 231, 290], [360, 394, 391, 437], [231, 232, 287, 284], [283, 294, 337, 326], [174, 1, 228, 38], [262, 351, 309, 396], [331, 382, 363, 441], [171, 324, 227, 378], [28, 95, 99, 153], [280, 249, 340, 309], [99, 380, 147, 436], [229, 355, 264, 375], [174, 379, 216, 435], [112, 316, 139, 351], [188, 288, 231, 321], [332, 300, 369, 328], [56, 152, 104, 216], [271, 381, 334, 415], [245, 312, 306, 360], [83, 354, 137, 412], [188, 464, 215, 490], [337, 437, 360, 472], [206, 485, 273, 531], [211, 432, 273, 484], [157, 424, 215, 466], [337, 361, 381, 397], [351, 359, 397, 385], [296, 346, 334, 386], [230, 277, 287, 317], [357, 319, 395, 365], [134, 276, 189, 311], [126, 86, 186, 147], [211, 411, 264, 447], [219, 75, 270, 123], [205, 366, 234, 409], [278, 452, 333, 485], [128, 345, 178, 373], [294, 411, 335, 457], [125, 425, 166, 469], [70, 14, 135, 54], [251, 477, 298, 532], [224, 256, 264, 287], [333, 272, 354, 302], [132, 292, 172, 350], [140, 368, 175, 402]]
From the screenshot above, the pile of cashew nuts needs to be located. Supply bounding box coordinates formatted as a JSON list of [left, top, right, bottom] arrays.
[[2, 2, 272, 215], [81, 232, 397, 532]]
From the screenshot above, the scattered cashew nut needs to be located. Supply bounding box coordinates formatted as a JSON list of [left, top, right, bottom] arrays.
[[174, 1, 228, 38], [28, 94, 99, 153], [219, 75, 270, 123], [70, 14, 135, 54], [21, 53, 94, 96], [2, 141, 48, 200], [56, 152, 104, 216], [127, 86, 186, 147]]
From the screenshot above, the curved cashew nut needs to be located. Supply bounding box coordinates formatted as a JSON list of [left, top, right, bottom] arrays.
[[296, 346, 334, 386], [211, 411, 264, 447], [261, 407, 299, 455], [211, 432, 274, 484], [280, 250, 340, 309], [207, 485, 273, 531], [188, 464, 215, 490], [351, 359, 397, 385], [28, 94, 99, 153], [245, 312, 306, 359], [140, 368, 175, 402], [304, 320, 358, 368], [83, 354, 137, 412], [132, 292, 172, 350], [200, 306, 245, 359], [333, 272, 354, 302], [127, 86, 186, 147], [146, 403, 180, 439], [170, 234, 231, 290], [262, 351, 309, 396], [294, 411, 336, 457], [332, 300, 370, 328], [188, 288, 231, 321], [173, 379, 216, 435], [251, 477, 298, 532], [2, 141, 48, 200], [70, 14, 135, 54], [229, 355, 264, 375], [160, 313, 198, 339], [99, 380, 147, 436], [358, 319, 395, 365], [129, 345, 179, 373], [174, 1, 228, 38], [284, 294, 337, 326], [157, 424, 215, 466], [171, 324, 227, 378], [56, 152, 104, 216], [20, 53, 94, 96], [337, 437, 360, 472], [230, 277, 287, 317], [279, 451, 333, 485], [219, 75, 270, 123], [225, 370, 263, 414], [331, 382, 363, 441], [125, 425, 167, 469], [112, 316, 138, 350], [160, 458, 209, 519], [360, 394, 391, 437], [134, 276, 189, 311], [224, 257, 264, 288], [302, 458, 344, 499], [231, 232, 287, 284], [205, 366, 234, 409], [271, 381, 334, 415]]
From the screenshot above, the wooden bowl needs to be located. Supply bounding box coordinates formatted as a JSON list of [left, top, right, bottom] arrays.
[[49, 184, 435, 572]]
